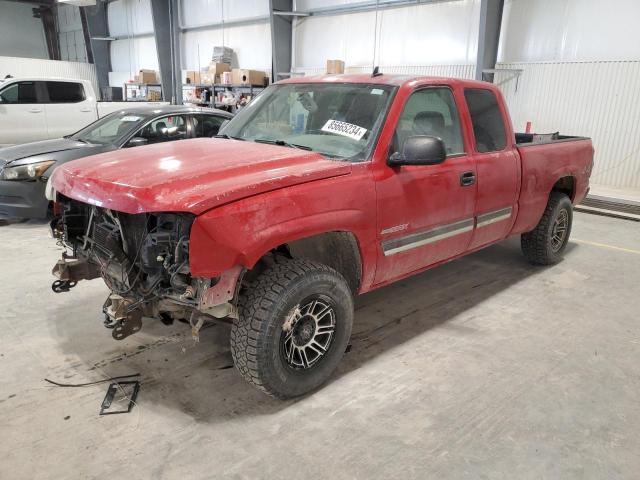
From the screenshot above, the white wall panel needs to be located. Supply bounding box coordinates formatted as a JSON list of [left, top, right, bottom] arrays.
[[108, 0, 158, 83], [180, 0, 268, 26], [0, 56, 98, 93], [499, 0, 640, 62], [292, 0, 479, 69], [0, 1, 48, 59], [495, 61, 640, 189], [110, 37, 159, 81], [182, 23, 272, 71], [108, 0, 155, 36], [296, 0, 368, 9]]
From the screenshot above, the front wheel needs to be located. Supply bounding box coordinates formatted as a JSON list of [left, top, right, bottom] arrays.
[[230, 258, 354, 398], [521, 192, 573, 265]]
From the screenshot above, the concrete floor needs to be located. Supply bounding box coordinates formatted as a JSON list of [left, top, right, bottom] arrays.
[[0, 212, 638, 479]]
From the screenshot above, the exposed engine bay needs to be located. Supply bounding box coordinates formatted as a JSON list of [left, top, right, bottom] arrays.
[[51, 195, 240, 340]]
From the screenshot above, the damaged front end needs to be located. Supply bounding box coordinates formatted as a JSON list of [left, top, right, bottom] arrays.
[[51, 195, 241, 340]]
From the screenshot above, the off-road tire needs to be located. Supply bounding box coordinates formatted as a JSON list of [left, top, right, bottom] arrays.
[[521, 192, 573, 265], [230, 258, 354, 398]]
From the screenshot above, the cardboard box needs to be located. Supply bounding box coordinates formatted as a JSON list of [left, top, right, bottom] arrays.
[[232, 69, 267, 86], [186, 71, 201, 84], [220, 71, 232, 85], [326, 59, 345, 74], [208, 62, 231, 76], [137, 69, 157, 83], [201, 73, 215, 85]]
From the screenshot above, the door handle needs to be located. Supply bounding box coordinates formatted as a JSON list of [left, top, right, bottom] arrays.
[[460, 171, 476, 186], [80, 108, 92, 112], [29, 108, 42, 113]]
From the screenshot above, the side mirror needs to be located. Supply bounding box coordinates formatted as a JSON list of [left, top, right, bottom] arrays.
[[388, 135, 447, 167], [126, 136, 148, 148]]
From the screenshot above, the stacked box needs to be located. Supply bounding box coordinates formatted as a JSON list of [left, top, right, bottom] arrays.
[[326, 60, 345, 74], [232, 69, 267, 86], [137, 69, 157, 83], [212, 46, 233, 65]]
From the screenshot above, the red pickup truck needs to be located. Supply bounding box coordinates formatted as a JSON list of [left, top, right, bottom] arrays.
[[49, 74, 593, 398]]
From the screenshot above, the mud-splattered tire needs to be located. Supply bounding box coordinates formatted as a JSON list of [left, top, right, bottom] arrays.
[[230, 258, 354, 398], [521, 192, 573, 265]]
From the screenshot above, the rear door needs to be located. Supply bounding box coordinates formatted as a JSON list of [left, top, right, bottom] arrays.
[[463, 88, 520, 249], [374, 86, 477, 284], [0, 81, 47, 145], [43, 81, 97, 139], [191, 113, 228, 137]]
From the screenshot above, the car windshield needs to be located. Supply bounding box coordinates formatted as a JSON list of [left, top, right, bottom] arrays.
[[70, 111, 147, 145], [222, 83, 395, 161]]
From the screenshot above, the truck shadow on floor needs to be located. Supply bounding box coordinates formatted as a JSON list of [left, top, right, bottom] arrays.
[[50, 237, 577, 422]]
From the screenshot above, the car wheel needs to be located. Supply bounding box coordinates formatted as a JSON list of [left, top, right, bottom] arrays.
[[230, 258, 353, 398], [521, 192, 573, 265]]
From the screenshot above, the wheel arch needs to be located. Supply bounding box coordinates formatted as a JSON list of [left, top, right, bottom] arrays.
[[551, 175, 576, 202], [248, 231, 363, 294]]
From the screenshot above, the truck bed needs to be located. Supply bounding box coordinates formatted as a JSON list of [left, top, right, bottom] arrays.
[[511, 134, 593, 235], [515, 132, 589, 146]]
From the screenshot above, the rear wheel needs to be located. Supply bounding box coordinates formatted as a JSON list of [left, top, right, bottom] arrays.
[[521, 192, 573, 265], [230, 258, 353, 398]]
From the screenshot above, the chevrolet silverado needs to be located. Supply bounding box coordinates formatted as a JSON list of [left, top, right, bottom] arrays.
[[47, 74, 593, 398]]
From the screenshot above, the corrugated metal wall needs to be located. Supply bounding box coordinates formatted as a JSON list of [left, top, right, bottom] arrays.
[[0, 56, 99, 94], [495, 61, 640, 189]]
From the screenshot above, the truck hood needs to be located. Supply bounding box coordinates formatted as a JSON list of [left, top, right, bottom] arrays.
[[0, 138, 100, 165], [51, 138, 352, 215]]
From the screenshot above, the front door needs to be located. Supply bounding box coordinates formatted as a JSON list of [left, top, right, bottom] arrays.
[[374, 86, 477, 285], [0, 80, 47, 145]]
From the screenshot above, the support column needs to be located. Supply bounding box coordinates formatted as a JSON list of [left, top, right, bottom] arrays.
[[269, 0, 293, 83], [150, 0, 182, 104], [81, 3, 111, 96], [475, 0, 504, 82]]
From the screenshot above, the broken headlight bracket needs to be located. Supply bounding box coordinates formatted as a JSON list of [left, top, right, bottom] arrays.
[[99, 380, 140, 415]]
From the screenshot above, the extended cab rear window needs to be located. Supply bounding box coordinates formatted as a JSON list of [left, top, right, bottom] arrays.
[[464, 88, 506, 153], [45, 81, 85, 103]]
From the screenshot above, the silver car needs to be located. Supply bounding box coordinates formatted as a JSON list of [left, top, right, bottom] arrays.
[[0, 105, 232, 219]]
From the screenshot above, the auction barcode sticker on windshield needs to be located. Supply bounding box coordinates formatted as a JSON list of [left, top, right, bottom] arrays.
[[321, 120, 367, 141]]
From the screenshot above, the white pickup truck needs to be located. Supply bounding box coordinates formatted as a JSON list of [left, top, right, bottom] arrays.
[[0, 77, 167, 147]]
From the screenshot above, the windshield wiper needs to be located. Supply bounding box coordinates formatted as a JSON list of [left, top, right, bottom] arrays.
[[214, 133, 244, 140], [253, 139, 312, 151]]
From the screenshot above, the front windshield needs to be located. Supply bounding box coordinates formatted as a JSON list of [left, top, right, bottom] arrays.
[[223, 83, 394, 161], [71, 111, 146, 145]]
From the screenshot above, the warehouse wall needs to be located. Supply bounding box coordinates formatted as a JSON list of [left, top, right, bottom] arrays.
[[108, 0, 158, 86], [180, 0, 271, 73], [497, 0, 640, 189], [293, 0, 479, 72], [0, 1, 48, 59], [498, 0, 640, 63]]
